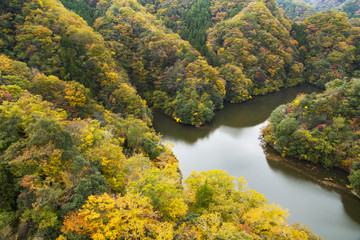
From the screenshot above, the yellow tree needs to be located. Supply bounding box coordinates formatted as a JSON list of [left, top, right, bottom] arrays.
[[60, 193, 174, 240], [128, 162, 187, 221]]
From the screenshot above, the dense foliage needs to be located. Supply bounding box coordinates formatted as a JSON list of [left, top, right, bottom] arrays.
[[301, 11, 359, 87], [3, 0, 357, 126], [137, 0, 248, 57], [1, 0, 360, 238], [288, 11, 360, 89], [0, 0, 324, 239], [337, 0, 360, 19], [275, 0, 315, 21], [301, 0, 347, 12], [0, 0, 151, 124], [263, 78, 360, 195], [207, 0, 305, 96], [0, 47, 321, 240], [59, 0, 97, 26], [93, 0, 226, 126], [284, 0, 360, 20], [0, 52, 172, 236]]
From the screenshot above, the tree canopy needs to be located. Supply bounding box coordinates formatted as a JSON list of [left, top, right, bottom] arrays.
[[1, 0, 359, 238], [263, 78, 360, 195]]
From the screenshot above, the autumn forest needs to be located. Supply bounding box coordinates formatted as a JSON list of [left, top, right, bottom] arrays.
[[0, 0, 359, 239]]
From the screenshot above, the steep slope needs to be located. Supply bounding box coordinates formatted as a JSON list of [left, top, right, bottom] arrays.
[[136, 0, 251, 58], [0, 53, 178, 239], [59, 0, 236, 126], [274, 0, 359, 21], [276, 0, 316, 21], [93, 0, 227, 126], [1, 0, 151, 123], [0, 53, 320, 239], [59, 0, 97, 26], [302, 0, 347, 12], [337, 0, 360, 19], [0, 0, 327, 239], [301, 11, 358, 87], [55, 0, 360, 118], [207, 0, 305, 96]]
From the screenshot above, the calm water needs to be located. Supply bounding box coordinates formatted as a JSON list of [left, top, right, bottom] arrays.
[[153, 85, 360, 240]]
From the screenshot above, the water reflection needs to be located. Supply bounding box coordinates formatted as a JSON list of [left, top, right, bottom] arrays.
[[153, 84, 321, 143], [209, 84, 320, 128], [264, 145, 360, 223], [153, 113, 214, 143], [343, 194, 360, 224], [264, 145, 350, 192]]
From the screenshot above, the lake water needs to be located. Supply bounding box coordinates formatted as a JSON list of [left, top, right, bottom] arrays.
[[153, 84, 360, 240]]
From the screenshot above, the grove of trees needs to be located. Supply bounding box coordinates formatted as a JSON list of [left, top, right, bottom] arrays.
[[263, 78, 360, 195], [1, 0, 360, 238]]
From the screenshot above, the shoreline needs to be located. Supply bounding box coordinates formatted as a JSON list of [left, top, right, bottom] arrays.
[[261, 142, 359, 198]]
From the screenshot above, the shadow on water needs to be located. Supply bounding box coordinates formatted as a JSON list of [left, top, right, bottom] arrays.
[[263, 145, 360, 224], [342, 193, 360, 224], [153, 84, 360, 239], [153, 84, 321, 143]]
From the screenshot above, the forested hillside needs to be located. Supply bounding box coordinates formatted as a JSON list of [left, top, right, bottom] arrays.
[[207, 0, 305, 96], [56, 0, 360, 122], [136, 0, 249, 57], [0, 54, 320, 238], [296, 11, 360, 87], [0, 0, 323, 239], [0, 0, 151, 123], [262, 78, 360, 196], [278, 0, 360, 20], [93, 0, 226, 126], [337, 0, 360, 19], [1, 0, 360, 238], [275, 0, 315, 21], [301, 0, 346, 12]]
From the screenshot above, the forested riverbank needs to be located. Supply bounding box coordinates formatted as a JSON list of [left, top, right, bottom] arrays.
[[153, 85, 360, 240], [262, 79, 360, 197], [1, 0, 360, 239]]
